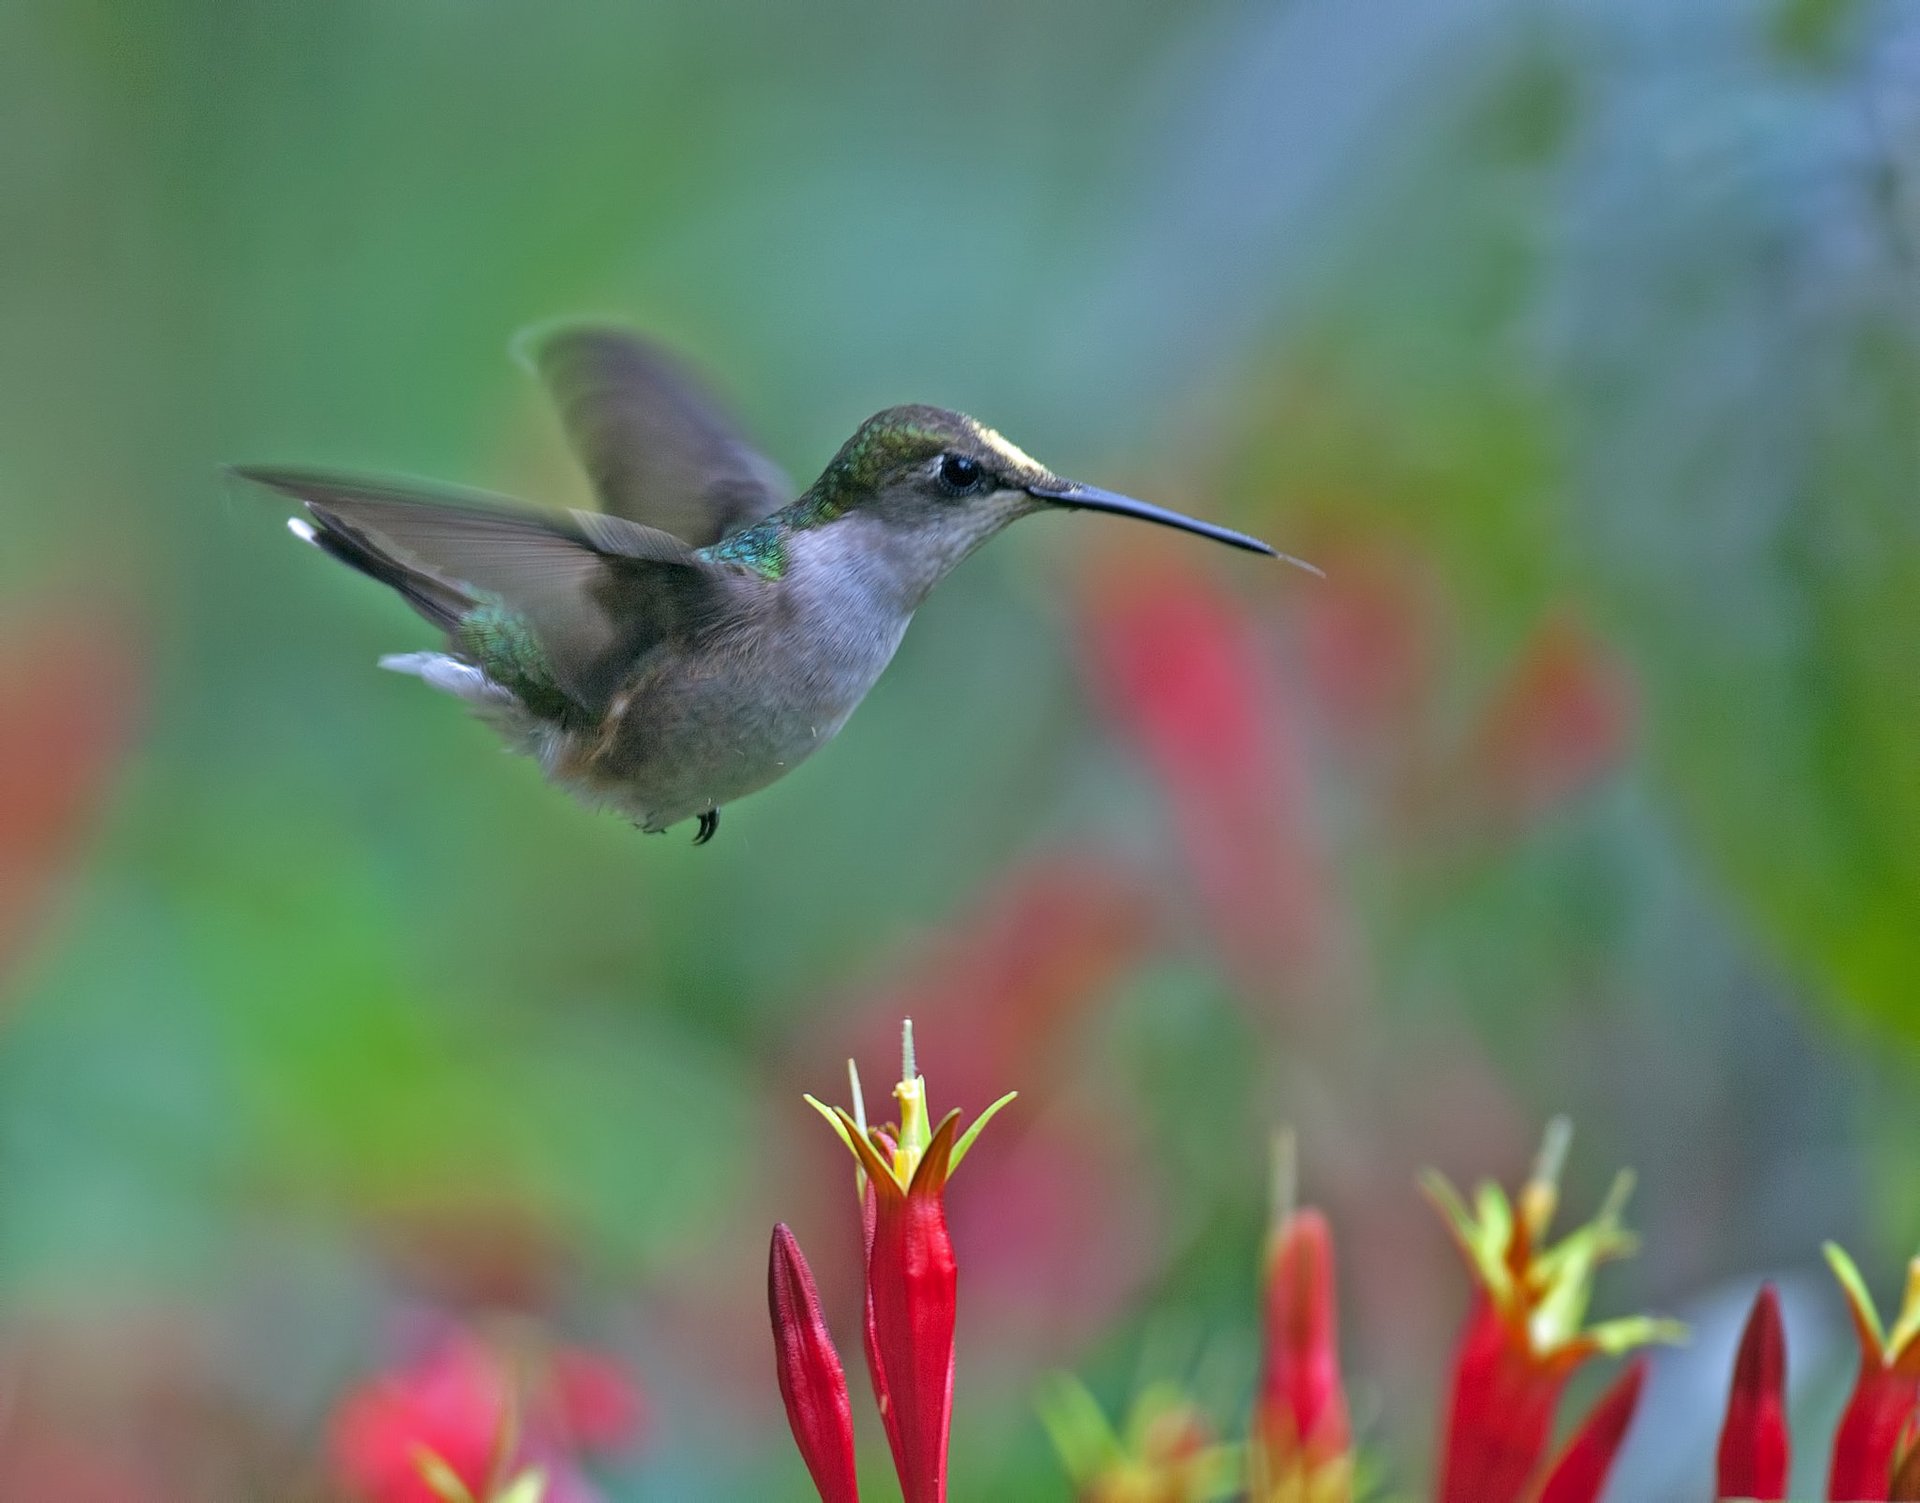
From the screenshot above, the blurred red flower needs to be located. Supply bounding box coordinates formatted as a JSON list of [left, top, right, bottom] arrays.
[[1249, 1181, 1351, 1502], [327, 1327, 642, 1503], [0, 605, 141, 991], [1077, 554, 1340, 1008], [1460, 613, 1636, 838], [1049, 1121, 1670, 1503], [1705, 1255, 1920, 1502], [1425, 1122, 1677, 1503]]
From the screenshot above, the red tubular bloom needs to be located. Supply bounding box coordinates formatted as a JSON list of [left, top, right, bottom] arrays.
[[803, 1024, 1013, 1503], [1535, 1357, 1646, 1503], [1831, 1367, 1919, 1503], [768, 1225, 861, 1503], [857, 1116, 960, 1503], [1438, 1293, 1572, 1503], [1826, 1246, 1920, 1502], [1717, 1285, 1790, 1502], [1427, 1123, 1679, 1503], [1251, 1205, 1351, 1498]]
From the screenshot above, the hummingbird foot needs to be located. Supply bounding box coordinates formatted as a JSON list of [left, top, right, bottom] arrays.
[[693, 809, 720, 846]]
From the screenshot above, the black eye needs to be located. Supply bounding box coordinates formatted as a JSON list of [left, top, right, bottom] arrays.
[[938, 452, 983, 492]]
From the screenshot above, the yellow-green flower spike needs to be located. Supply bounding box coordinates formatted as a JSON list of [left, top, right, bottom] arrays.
[[895, 1018, 932, 1167], [1424, 1128, 1685, 1364], [805, 1018, 1015, 1196]]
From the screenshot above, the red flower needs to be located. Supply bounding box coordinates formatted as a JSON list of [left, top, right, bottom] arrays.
[[328, 1327, 640, 1503], [331, 1335, 508, 1503], [769, 1225, 861, 1503], [1825, 1245, 1920, 1502], [1426, 1121, 1678, 1503], [855, 1115, 960, 1503], [1717, 1284, 1790, 1502], [1249, 1143, 1351, 1503], [773, 1022, 1012, 1503], [546, 1348, 645, 1455]]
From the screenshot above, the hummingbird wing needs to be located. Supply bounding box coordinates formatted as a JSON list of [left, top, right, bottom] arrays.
[[517, 324, 790, 547], [238, 467, 753, 714]]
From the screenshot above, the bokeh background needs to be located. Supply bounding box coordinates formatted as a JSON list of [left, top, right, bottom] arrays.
[[3, 0, 1918, 1498]]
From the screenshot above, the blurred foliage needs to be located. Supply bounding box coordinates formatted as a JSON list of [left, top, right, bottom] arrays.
[[1, 0, 1917, 1499]]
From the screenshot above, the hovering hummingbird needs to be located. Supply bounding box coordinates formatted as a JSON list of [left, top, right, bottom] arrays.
[[237, 327, 1313, 843]]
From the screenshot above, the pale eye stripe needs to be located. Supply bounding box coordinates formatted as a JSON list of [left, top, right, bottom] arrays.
[[975, 425, 1044, 475]]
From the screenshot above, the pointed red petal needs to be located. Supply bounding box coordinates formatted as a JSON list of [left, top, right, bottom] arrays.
[[863, 1177, 957, 1503], [1437, 1295, 1568, 1503], [1536, 1358, 1646, 1503], [1829, 1364, 1920, 1502], [769, 1226, 861, 1503], [1717, 1285, 1790, 1502], [859, 1180, 899, 1470], [1255, 1208, 1350, 1469]]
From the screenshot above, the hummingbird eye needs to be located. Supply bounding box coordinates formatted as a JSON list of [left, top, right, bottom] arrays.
[[937, 452, 984, 493]]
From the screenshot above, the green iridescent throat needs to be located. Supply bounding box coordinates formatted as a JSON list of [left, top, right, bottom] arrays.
[[703, 519, 790, 579]]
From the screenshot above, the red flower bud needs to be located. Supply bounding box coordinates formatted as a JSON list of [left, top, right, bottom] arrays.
[[1252, 1205, 1350, 1493], [1717, 1285, 1789, 1502], [768, 1225, 860, 1503]]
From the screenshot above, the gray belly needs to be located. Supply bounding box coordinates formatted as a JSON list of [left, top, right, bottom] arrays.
[[566, 620, 907, 832]]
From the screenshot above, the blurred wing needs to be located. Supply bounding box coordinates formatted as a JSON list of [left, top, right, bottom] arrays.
[[239, 466, 751, 712], [518, 324, 790, 546]]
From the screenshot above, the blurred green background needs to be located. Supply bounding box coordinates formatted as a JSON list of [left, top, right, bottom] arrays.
[[2, 0, 1918, 1498]]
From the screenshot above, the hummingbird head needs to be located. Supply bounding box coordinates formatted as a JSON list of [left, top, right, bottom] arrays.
[[802, 406, 1291, 600]]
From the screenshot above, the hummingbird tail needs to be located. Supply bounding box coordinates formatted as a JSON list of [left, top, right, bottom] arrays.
[[296, 505, 474, 632]]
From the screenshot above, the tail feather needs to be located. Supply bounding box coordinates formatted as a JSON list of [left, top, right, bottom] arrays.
[[299, 504, 473, 632]]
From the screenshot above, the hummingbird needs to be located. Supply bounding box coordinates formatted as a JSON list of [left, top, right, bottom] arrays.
[[237, 326, 1312, 844]]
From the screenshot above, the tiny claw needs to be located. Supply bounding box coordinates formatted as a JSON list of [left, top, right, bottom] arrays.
[[693, 809, 719, 845]]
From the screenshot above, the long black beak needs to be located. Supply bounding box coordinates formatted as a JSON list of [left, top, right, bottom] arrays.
[[1028, 481, 1321, 573]]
